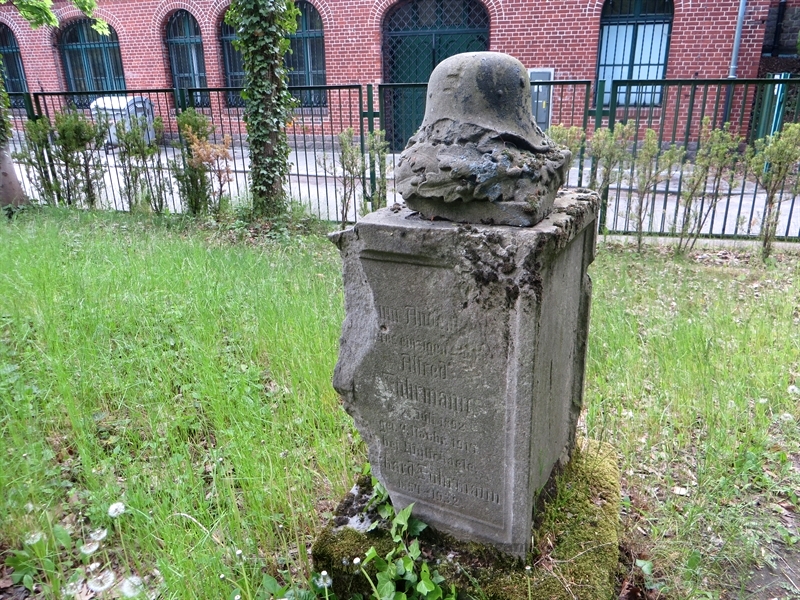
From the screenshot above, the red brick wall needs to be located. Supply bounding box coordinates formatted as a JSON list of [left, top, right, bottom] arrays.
[[0, 0, 775, 138], [0, 0, 773, 91]]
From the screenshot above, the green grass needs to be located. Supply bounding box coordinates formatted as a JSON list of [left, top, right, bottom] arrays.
[[0, 208, 358, 598], [585, 245, 800, 598], [1, 209, 799, 599]]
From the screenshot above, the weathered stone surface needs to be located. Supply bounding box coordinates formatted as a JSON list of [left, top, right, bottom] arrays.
[[330, 189, 599, 557], [395, 52, 571, 227]]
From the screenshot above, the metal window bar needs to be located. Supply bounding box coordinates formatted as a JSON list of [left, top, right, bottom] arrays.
[[167, 11, 209, 108], [59, 20, 126, 108]]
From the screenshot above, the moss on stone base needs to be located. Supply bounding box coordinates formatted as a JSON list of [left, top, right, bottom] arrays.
[[311, 439, 620, 600]]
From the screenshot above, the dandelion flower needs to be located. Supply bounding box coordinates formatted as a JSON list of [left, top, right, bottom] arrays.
[[89, 528, 108, 542], [24, 531, 44, 546], [79, 541, 100, 556], [87, 569, 116, 593], [118, 575, 144, 598], [108, 502, 126, 518]]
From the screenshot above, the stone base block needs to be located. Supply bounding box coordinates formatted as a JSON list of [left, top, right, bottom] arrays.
[[330, 189, 599, 556], [311, 440, 621, 600]]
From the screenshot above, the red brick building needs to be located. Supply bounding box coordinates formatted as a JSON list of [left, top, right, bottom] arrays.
[[0, 0, 796, 144], [0, 0, 789, 90]]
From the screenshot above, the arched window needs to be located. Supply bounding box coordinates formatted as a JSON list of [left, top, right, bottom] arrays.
[[60, 19, 125, 105], [597, 0, 673, 106], [382, 0, 489, 149], [166, 10, 209, 106], [220, 18, 245, 107], [0, 24, 27, 108], [286, 1, 326, 107]]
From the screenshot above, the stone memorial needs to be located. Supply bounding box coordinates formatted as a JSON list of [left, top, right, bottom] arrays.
[[330, 52, 599, 558]]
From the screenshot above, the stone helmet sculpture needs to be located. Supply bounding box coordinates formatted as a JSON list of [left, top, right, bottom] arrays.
[[396, 52, 571, 227], [420, 51, 549, 153]]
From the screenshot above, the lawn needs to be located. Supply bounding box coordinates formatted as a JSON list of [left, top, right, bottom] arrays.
[[0, 208, 799, 599]]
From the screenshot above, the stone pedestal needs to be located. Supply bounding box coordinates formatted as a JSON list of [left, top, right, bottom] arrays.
[[330, 189, 598, 557]]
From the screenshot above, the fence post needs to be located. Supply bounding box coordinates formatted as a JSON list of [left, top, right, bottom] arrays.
[[364, 84, 376, 208], [22, 93, 37, 121], [578, 82, 591, 188], [594, 80, 605, 131], [175, 88, 187, 113]]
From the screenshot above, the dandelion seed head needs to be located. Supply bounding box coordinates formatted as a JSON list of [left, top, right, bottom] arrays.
[[353, 557, 361, 566], [118, 575, 144, 598], [87, 562, 101, 573], [525, 565, 532, 572], [89, 528, 108, 542], [24, 531, 44, 546], [79, 541, 100, 556], [108, 502, 126, 518], [789, 385, 800, 397], [62, 579, 84, 597], [24, 502, 34, 513], [219, 574, 225, 580], [781, 412, 795, 422], [235, 549, 243, 557], [87, 569, 116, 593], [313, 571, 333, 589]]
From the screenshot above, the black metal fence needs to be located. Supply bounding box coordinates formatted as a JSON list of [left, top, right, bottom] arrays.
[[7, 77, 800, 241]]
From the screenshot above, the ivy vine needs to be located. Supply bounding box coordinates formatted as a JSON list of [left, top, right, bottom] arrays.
[[226, 0, 299, 218]]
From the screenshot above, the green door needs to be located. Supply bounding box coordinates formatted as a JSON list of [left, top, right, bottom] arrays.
[[383, 0, 490, 150]]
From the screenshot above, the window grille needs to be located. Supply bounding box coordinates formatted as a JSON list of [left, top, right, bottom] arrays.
[[60, 19, 125, 107], [220, 19, 245, 107], [167, 10, 209, 107], [382, 0, 490, 149], [597, 0, 672, 106], [0, 24, 27, 108], [287, 1, 327, 108]]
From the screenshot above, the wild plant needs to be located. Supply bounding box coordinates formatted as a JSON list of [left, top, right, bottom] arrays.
[[547, 123, 585, 175], [357, 504, 456, 600], [183, 128, 233, 217], [365, 129, 390, 214], [13, 109, 107, 208], [13, 117, 61, 205], [676, 117, 743, 253], [116, 116, 170, 213], [744, 121, 800, 260], [628, 129, 684, 252], [172, 108, 213, 216], [5, 501, 147, 599], [587, 122, 635, 229], [49, 109, 108, 208], [318, 127, 364, 229]]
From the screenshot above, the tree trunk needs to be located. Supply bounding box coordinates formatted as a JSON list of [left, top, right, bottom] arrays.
[[0, 143, 26, 208]]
